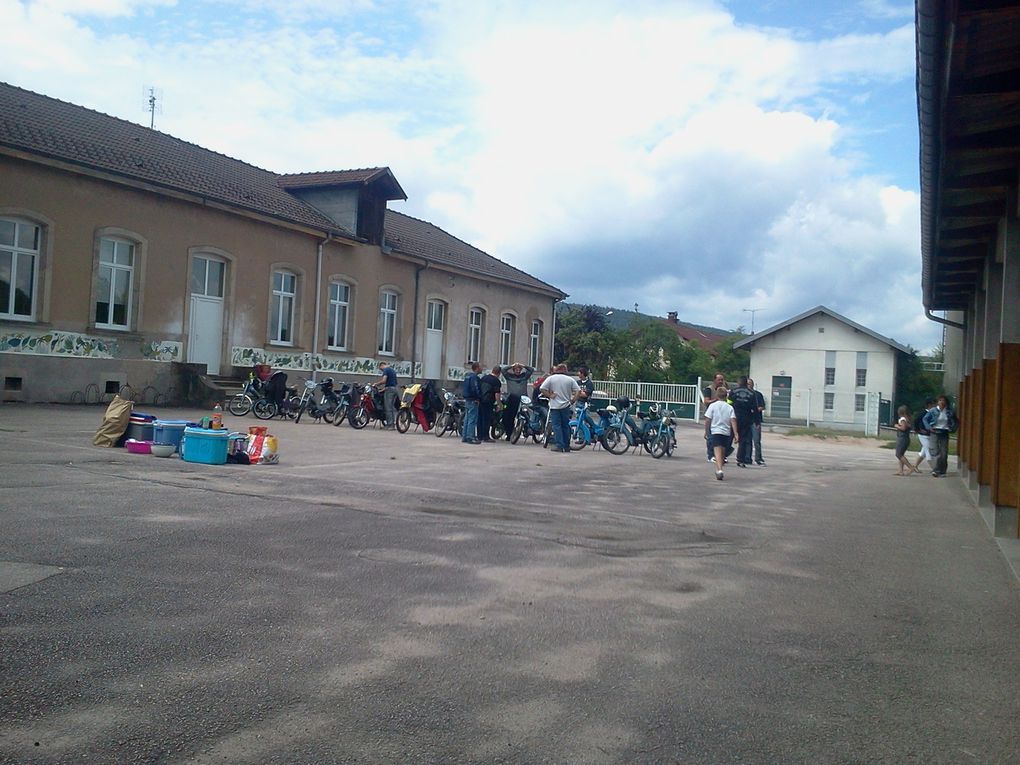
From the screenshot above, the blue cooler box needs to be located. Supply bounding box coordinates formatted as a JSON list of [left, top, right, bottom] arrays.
[[180, 427, 229, 465], [153, 420, 192, 453]]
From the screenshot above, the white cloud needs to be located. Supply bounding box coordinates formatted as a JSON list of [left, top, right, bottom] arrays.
[[0, 0, 939, 351]]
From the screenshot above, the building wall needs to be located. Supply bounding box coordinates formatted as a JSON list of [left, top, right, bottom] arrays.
[[1, 154, 556, 402], [746, 314, 897, 430]]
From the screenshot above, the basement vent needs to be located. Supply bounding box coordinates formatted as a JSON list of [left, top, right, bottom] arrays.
[[4, 377, 22, 391], [105, 380, 120, 394]]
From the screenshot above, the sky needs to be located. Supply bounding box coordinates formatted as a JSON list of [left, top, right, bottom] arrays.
[[0, 0, 941, 352]]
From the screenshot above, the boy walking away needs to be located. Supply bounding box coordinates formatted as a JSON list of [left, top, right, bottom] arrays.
[[703, 373, 727, 462], [704, 387, 737, 480]]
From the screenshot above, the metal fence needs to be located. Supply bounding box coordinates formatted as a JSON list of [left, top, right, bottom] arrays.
[[591, 379, 703, 422]]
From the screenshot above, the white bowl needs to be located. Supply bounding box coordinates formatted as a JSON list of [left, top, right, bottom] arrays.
[[150, 443, 176, 458]]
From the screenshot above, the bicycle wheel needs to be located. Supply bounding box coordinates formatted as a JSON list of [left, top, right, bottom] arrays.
[[601, 427, 630, 455], [569, 424, 588, 451], [434, 411, 450, 437], [396, 408, 411, 433], [228, 393, 253, 417], [348, 406, 369, 429], [650, 431, 670, 458], [331, 403, 348, 426], [253, 399, 277, 420], [321, 403, 335, 424], [510, 419, 523, 444]]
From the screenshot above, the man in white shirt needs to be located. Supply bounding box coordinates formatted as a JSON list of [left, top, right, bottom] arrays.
[[539, 363, 580, 453], [704, 386, 738, 480]]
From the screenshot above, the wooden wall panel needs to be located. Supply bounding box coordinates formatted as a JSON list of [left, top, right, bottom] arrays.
[[971, 367, 984, 478], [993, 344, 1020, 517]]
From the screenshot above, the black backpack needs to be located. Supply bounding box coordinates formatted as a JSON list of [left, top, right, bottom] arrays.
[[913, 412, 929, 435]]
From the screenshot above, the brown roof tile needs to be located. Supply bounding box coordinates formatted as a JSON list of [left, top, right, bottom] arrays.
[[384, 210, 566, 298], [0, 81, 350, 234], [277, 168, 407, 199]]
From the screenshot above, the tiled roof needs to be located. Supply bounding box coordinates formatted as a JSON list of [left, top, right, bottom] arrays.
[[663, 320, 728, 349], [0, 82, 350, 235], [384, 210, 566, 299], [277, 168, 407, 200]]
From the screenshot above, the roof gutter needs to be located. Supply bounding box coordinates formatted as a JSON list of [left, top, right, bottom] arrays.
[[925, 308, 964, 330]]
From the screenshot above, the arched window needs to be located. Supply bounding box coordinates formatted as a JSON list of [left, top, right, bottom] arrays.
[[378, 289, 398, 355], [0, 217, 40, 320], [467, 307, 485, 363], [271, 269, 297, 345], [327, 280, 351, 350], [94, 237, 136, 329], [499, 313, 516, 366], [529, 319, 543, 369]]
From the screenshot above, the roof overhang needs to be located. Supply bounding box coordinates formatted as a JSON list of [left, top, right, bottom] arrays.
[[917, 0, 1020, 312]]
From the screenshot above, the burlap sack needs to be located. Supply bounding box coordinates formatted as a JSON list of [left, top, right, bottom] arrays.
[[93, 395, 133, 447]]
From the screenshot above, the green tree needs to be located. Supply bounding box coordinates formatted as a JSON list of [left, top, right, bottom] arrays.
[[553, 305, 619, 376], [610, 318, 716, 383], [710, 333, 751, 381], [895, 348, 942, 413]]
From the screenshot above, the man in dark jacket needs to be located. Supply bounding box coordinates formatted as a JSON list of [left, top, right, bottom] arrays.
[[478, 366, 502, 442], [728, 376, 756, 467], [923, 394, 958, 477], [461, 363, 482, 444], [748, 378, 766, 466]]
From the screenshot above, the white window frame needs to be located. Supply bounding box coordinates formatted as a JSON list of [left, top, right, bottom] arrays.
[[529, 319, 542, 369], [824, 392, 835, 411], [327, 280, 351, 351], [427, 299, 446, 331], [94, 237, 136, 330], [499, 314, 516, 366], [0, 217, 40, 321], [271, 270, 297, 345], [378, 289, 398, 355], [854, 394, 866, 413], [467, 308, 484, 363], [190, 255, 225, 299]]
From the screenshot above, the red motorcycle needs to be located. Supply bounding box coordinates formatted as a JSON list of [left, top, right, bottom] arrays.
[[347, 384, 390, 429]]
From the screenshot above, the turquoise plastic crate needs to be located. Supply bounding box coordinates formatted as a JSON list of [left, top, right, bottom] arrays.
[[180, 427, 229, 465]]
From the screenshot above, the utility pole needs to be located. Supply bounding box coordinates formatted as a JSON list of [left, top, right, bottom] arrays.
[[143, 86, 162, 129]]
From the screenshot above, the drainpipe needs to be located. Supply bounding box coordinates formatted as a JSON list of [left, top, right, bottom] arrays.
[[925, 308, 964, 330], [312, 233, 332, 380], [411, 260, 430, 382]]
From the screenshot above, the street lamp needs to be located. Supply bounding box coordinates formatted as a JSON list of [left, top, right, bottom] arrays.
[[743, 308, 761, 334]]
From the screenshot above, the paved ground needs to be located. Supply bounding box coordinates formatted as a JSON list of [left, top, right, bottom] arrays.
[[1, 404, 1018, 765]]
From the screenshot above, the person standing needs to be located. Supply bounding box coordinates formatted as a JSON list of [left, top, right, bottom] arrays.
[[500, 362, 534, 441], [478, 365, 502, 442], [912, 399, 936, 474], [893, 404, 914, 475], [702, 373, 728, 462], [375, 361, 399, 430], [728, 376, 756, 467], [540, 363, 580, 453], [704, 387, 737, 480], [748, 378, 766, 466], [461, 362, 482, 444], [924, 394, 958, 477]]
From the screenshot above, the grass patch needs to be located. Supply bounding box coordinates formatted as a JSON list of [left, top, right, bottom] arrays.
[[785, 426, 872, 440]]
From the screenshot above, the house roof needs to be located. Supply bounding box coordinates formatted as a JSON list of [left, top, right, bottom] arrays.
[[0, 81, 353, 235], [276, 168, 407, 200], [733, 306, 910, 354], [384, 210, 567, 299], [661, 319, 728, 349]]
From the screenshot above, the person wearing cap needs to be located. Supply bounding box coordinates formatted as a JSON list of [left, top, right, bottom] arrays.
[[500, 362, 535, 442]]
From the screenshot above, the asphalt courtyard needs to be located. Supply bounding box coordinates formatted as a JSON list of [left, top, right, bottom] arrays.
[[1, 404, 1018, 765]]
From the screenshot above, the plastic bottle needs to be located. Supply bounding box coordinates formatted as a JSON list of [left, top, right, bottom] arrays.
[[212, 402, 223, 430]]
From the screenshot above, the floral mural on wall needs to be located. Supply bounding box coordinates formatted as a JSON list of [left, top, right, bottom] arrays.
[[140, 341, 182, 361], [0, 330, 118, 358], [231, 347, 421, 378]]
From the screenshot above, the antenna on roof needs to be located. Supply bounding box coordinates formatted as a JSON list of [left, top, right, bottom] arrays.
[[142, 86, 163, 129]]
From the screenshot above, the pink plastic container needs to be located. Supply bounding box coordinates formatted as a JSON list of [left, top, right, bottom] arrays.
[[125, 439, 153, 454]]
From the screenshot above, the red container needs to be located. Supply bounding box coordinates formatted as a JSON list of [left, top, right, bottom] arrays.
[[125, 439, 153, 454]]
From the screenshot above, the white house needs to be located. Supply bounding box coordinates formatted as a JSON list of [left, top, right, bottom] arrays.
[[733, 306, 909, 433]]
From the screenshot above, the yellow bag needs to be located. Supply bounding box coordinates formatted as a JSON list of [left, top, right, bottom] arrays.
[[93, 395, 133, 447]]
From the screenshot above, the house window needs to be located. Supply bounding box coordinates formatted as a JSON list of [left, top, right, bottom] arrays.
[[824, 350, 836, 385], [855, 394, 866, 412], [467, 308, 484, 363], [327, 281, 350, 350], [427, 300, 445, 331], [191, 256, 225, 298], [824, 392, 835, 411], [378, 290, 398, 355], [856, 351, 868, 387], [0, 218, 39, 320], [270, 270, 296, 345], [96, 238, 135, 329], [529, 320, 543, 369], [499, 314, 515, 366]]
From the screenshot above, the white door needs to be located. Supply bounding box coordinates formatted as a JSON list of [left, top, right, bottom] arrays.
[[423, 300, 445, 380], [188, 256, 225, 375]]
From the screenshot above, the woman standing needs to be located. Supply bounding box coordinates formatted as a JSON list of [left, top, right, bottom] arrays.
[[894, 405, 913, 476]]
